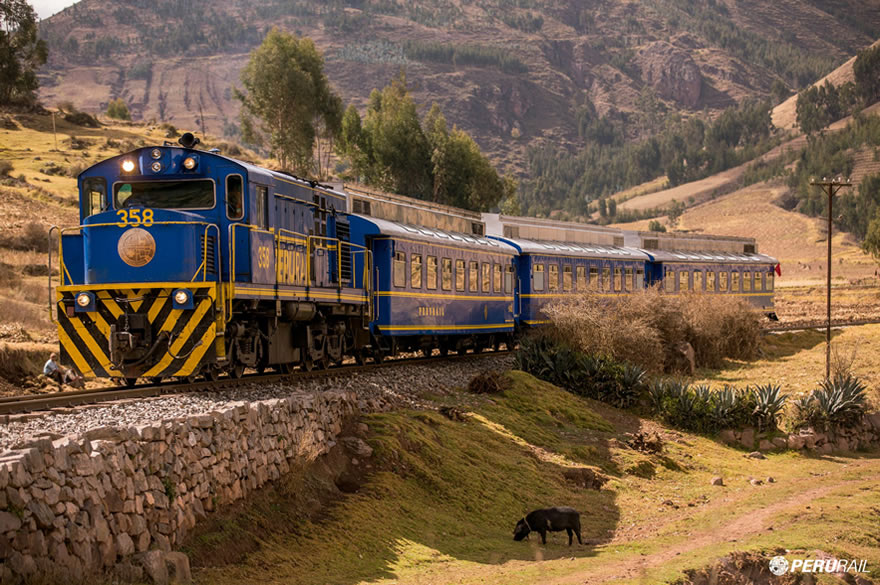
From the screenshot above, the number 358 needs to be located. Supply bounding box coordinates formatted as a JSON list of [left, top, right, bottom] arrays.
[[117, 209, 154, 227]]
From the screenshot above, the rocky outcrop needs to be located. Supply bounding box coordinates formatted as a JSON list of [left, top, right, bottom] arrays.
[[0, 390, 376, 584], [634, 41, 703, 108]]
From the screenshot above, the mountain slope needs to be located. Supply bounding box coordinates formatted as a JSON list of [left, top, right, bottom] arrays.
[[37, 0, 880, 174]]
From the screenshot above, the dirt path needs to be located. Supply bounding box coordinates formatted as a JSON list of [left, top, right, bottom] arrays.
[[553, 459, 880, 585]]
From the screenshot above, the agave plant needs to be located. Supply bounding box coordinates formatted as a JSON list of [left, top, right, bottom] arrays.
[[752, 383, 787, 431], [812, 374, 869, 430], [620, 363, 647, 393], [647, 380, 669, 414], [711, 385, 740, 428]]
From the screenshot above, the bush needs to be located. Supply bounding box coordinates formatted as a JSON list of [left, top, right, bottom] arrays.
[[790, 374, 869, 431], [543, 287, 762, 374], [467, 371, 510, 394], [106, 98, 131, 121], [0, 160, 12, 177]]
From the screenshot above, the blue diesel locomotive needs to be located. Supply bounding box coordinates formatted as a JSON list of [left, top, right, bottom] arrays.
[[50, 135, 777, 383]]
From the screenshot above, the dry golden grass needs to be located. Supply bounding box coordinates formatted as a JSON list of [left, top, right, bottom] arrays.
[[696, 324, 880, 406]]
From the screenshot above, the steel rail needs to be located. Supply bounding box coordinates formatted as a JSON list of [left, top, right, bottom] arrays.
[[0, 350, 511, 416], [764, 318, 880, 333]]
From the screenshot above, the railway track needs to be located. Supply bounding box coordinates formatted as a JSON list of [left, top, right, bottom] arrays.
[[764, 317, 880, 333], [0, 350, 511, 417]]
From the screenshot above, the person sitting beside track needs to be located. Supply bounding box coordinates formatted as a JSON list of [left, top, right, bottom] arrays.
[[43, 353, 84, 388]]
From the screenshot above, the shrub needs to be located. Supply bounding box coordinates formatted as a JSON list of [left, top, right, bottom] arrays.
[[106, 98, 131, 121], [791, 374, 869, 431], [0, 160, 12, 177], [752, 383, 787, 431], [543, 287, 762, 374], [20, 222, 49, 253], [467, 371, 509, 394]]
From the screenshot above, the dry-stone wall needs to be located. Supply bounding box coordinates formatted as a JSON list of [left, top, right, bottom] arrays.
[[718, 412, 880, 453], [0, 389, 370, 584]]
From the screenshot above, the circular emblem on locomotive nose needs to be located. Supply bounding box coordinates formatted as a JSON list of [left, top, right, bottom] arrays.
[[117, 228, 156, 267]]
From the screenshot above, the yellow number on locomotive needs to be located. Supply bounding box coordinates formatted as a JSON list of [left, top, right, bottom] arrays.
[[116, 208, 155, 227]]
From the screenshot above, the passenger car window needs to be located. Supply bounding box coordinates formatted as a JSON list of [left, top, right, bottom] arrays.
[[707, 271, 716, 292], [768, 272, 774, 291], [756, 272, 764, 292], [576, 266, 586, 290], [635, 269, 644, 289], [505, 266, 514, 293], [693, 270, 703, 291], [393, 252, 406, 288], [732, 271, 740, 292], [226, 175, 244, 220], [603, 267, 611, 292], [549, 265, 559, 291], [456, 259, 465, 292], [625, 267, 633, 291], [493, 263, 502, 292], [679, 270, 689, 292], [563, 266, 572, 291], [441, 258, 452, 291], [590, 267, 599, 291], [533, 264, 545, 291], [411, 254, 422, 289], [427, 256, 438, 290], [743, 271, 752, 292], [719, 271, 728, 292], [665, 268, 675, 292], [614, 267, 623, 291], [482, 263, 491, 292], [469, 261, 479, 292]]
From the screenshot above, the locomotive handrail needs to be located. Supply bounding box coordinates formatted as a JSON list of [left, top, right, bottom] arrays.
[[47, 225, 61, 324]]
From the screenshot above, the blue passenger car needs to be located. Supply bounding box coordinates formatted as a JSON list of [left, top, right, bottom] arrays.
[[348, 216, 518, 355], [490, 237, 651, 327]]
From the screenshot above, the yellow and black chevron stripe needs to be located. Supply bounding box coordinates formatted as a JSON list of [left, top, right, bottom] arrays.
[[56, 284, 218, 379]]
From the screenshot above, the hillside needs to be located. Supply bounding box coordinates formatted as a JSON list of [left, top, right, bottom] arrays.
[[37, 0, 880, 175]]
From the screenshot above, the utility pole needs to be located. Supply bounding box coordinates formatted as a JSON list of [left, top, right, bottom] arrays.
[[810, 177, 852, 380]]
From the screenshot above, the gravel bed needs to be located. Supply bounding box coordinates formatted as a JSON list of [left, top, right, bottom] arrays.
[[0, 354, 514, 452]]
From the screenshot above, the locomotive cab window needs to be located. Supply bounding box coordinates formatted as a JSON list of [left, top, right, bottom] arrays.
[[226, 175, 244, 220], [533, 264, 545, 291], [114, 179, 215, 210], [83, 177, 107, 217], [469, 261, 479, 292], [427, 256, 438, 290], [455, 259, 465, 292], [493, 263, 502, 292], [411, 254, 422, 289], [393, 252, 406, 288], [441, 258, 452, 291], [549, 265, 559, 291], [563, 266, 572, 291]]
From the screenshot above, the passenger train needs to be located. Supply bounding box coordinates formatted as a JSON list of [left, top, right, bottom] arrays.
[[50, 134, 778, 383]]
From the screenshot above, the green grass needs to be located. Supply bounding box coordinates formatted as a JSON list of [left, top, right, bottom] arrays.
[[189, 371, 880, 585]]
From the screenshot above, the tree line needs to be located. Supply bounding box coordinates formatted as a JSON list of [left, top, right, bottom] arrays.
[[237, 29, 514, 213]]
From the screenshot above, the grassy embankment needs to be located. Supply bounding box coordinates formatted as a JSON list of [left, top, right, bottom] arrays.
[[188, 370, 880, 585]]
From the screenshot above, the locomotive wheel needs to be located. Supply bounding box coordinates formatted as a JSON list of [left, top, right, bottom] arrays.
[[354, 350, 366, 366], [229, 364, 245, 379], [373, 350, 384, 364], [302, 358, 314, 372], [318, 357, 330, 370], [278, 363, 293, 375], [439, 344, 449, 357], [421, 347, 433, 358], [124, 377, 138, 388], [203, 368, 219, 383], [150, 377, 163, 385]]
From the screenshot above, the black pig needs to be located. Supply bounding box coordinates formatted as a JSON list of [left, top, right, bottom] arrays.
[[513, 507, 582, 546]]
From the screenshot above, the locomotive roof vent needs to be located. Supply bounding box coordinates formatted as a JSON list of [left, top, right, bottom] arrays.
[[178, 132, 201, 149]]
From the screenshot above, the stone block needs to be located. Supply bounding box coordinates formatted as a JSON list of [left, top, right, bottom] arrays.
[[739, 428, 755, 449]]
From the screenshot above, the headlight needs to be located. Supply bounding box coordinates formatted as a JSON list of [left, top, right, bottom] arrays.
[[182, 157, 196, 170], [174, 290, 189, 305], [121, 159, 135, 173], [76, 293, 91, 307]]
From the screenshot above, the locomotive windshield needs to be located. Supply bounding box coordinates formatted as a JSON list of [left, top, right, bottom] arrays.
[[114, 180, 215, 210]]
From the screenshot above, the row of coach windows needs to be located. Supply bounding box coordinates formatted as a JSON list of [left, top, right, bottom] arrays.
[[532, 263, 644, 292], [393, 252, 514, 293], [664, 268, 774, 292]]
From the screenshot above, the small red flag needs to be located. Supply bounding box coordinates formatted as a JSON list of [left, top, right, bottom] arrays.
[[775, 263, 782, 277]]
